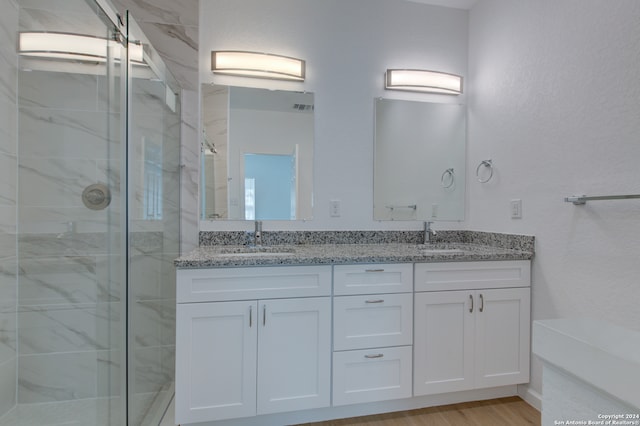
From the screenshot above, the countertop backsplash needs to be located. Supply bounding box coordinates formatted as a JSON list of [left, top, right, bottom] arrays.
[[198, 230, 535, 253]]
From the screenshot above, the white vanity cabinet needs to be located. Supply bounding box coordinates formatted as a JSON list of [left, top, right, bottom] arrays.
[[175, 266, 332, 424], [413, 261, 531, 396], [175, 257, 533, 425], [332, 264, 414, 406]]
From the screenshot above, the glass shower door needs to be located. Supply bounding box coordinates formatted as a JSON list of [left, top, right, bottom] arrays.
[[5, 2, 180, 424], [14, 0, 127, 424], [125, 12, 180, 426]]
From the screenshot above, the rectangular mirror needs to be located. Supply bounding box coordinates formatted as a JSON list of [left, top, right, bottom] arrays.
[[201, 84, 314, 220], [374, 98, 466, 221]]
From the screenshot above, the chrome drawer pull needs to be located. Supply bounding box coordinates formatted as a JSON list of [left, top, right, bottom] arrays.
[[469, 294, 474, 313], [365, 299, 384, 304], [249, 305, 252, 327], [364, 354, 384, 359], [479, 293, 484, 313], [364, 269, 385, 272]]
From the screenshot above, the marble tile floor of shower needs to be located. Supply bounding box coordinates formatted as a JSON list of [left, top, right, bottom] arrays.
[[0, 393, 162, 426], [0, 398, 122, 426]]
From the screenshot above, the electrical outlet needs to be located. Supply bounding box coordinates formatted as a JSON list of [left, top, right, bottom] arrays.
[[431, 203, 438, 218], [330, 199, 341, 217], [510, 199, 522, 219]]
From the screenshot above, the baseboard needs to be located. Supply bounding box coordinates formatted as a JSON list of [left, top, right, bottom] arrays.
[[517, 384, 542, 411]]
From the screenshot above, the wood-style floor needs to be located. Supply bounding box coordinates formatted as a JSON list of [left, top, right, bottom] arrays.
[[297, 397, 540, 426]]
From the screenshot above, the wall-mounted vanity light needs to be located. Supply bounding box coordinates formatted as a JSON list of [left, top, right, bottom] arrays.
[[385, 69, 463, 95], [19, 32, 144, 64], [211, 50, 305, 81]]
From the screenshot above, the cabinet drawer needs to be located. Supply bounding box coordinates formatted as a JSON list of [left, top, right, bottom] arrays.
[[177, 265, 332, 302], [414, 260, 530, 292], [333, 293, 413, 350], [332, 346, 412, 406], [333, 263, 413, 295]]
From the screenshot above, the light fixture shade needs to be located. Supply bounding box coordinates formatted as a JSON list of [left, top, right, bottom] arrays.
[[385, 69, 463, 95], [19, 32, 144, 63], [211, 51, 305, 81]]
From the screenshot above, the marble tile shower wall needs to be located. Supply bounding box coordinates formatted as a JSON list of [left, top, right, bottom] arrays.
[[129, 76, 181, 417], [111, 0, 199, 91], [0, 0, 17, 418], [109, 0, 200, 252], [180, 89, 199, 254]]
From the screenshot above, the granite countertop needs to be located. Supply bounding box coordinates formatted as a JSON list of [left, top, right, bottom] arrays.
[[175, 242, 533, 268]]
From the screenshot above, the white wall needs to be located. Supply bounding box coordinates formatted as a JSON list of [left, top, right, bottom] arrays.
[[468, 0, 640, 402], [199, 0, 468, 231]]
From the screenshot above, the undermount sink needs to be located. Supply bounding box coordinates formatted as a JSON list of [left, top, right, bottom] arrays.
[[221, 251, 293, 257], [420, 248, 465, 255], [217, 246, 296, 257]]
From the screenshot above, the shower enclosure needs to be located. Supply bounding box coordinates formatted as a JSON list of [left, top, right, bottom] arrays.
[[0, 0, 181, 424]]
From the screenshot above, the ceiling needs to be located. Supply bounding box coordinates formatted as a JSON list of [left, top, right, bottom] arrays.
[[404, 0, 478, 10]]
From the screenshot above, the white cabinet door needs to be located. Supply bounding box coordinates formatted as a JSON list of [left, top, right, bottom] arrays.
[[175, 301, 258, 424], [414, 287, 531, 396], [414, 291, 475, 396], [257, 297, 331, 415], [475, 287, 530, 388], [333, 293, 413, 351]]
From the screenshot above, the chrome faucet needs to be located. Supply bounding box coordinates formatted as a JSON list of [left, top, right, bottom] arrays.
[[254, 220, 263, 246], [424, 221, 436, 244]]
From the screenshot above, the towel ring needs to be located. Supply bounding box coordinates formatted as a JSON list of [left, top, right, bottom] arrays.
[[476, 159, 493, 183], [441, 168, 455, 188]]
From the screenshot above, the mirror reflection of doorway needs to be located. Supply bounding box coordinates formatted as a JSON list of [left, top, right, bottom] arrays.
[[244, 153, 297, 220]]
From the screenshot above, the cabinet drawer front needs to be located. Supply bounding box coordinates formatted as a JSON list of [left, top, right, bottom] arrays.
[[332, 346, 412, 406], [333, 263, 413, 295], [177, 265, 332, 302], [414, 260, 530, 292], [333, 293, 413, 351]]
